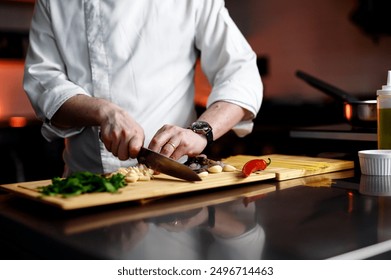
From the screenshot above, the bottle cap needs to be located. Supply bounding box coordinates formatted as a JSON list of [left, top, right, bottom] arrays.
[[377, 70, 391, 95]]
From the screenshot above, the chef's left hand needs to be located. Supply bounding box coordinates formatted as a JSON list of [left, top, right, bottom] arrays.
[[148, 124, 207, 160]]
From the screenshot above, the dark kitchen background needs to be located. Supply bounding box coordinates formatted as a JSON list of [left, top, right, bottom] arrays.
[[0, 0, 390, 183]]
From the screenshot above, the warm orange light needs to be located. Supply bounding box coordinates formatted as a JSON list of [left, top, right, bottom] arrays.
[[344, 104, 353, 120], [9, 117, 27, 128], [194, 59, 211, 108], [348, 191, 354, 213]]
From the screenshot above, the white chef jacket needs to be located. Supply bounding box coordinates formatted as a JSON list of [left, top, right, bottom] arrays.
[[24, 0, 263, 175], [117, 223, 265, 260]]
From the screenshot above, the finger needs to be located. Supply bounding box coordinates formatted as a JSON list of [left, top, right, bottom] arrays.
[[149, 125, 173, 152], [170, 148, 185, 161], [166, 142, 177, 150], [110, 138, 120, 158], [128, 135, 144, 159], [160, 141, 179, 157], [149, 135, 171, 152], [110, 147, 118, 158], [99, 130, 112, 151], [117, 137, 130, 160]]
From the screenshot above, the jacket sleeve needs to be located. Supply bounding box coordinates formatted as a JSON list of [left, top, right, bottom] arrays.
[[23, 0, 89, 141], [195, 0, 263, 137]]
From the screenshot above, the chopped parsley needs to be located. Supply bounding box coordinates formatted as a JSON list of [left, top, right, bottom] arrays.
[[38, 171, 127, 198]]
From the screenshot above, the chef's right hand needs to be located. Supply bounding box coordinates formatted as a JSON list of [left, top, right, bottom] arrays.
[[50, 94, 144, 159], [99, 105, 145, 160]]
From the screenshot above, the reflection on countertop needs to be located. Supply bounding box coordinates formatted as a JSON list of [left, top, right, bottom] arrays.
[[3, 169, 391, 260]]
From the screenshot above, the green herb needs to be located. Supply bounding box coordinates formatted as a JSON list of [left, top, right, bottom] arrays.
[[38, 171, 126, 198]]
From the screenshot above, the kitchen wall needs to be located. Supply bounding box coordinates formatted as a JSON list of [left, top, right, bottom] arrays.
[[0, 1, 32, 31], [0, 2, 34, 121], [1, 0, 390, 105], [225, 0, 391, 104]]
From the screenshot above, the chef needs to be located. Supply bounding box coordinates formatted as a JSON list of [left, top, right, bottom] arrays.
[[103, 202, 265, 260], [24, 0, 263, 176]]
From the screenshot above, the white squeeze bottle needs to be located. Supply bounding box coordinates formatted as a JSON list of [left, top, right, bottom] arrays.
[[377, 70, 391, 149]]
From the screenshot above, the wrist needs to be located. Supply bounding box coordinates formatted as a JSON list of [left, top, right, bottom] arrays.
[[188, 121, 213, 146], [97, 99, 123, 125]]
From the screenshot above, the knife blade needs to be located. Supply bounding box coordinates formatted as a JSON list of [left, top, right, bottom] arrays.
[[137, 147, 201, 181]]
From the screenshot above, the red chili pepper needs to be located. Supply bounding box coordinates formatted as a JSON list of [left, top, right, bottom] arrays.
[[241, 158, 271, 177]]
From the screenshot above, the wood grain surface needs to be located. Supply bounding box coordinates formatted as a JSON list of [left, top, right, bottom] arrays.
[[0, 154, 354, 210]]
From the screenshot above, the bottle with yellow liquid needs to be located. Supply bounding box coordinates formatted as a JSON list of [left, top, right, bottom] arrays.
[[377, 70, 391, 149]]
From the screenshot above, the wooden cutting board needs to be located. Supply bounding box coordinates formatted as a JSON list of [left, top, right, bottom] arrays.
[[0, 154, 354, 210], [225, 154, 354, 180]]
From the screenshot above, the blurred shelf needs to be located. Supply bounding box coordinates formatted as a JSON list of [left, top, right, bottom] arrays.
[[290, 124, 377, 142], [1, 0, 34, 4]]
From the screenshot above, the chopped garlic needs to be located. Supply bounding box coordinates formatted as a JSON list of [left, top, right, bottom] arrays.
[[198, 171, 209, 178], [223, 164, 236, 172], [111, 164, 153, 183], [207, 165, 223, 173]]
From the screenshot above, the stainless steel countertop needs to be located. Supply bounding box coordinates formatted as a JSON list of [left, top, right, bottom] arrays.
[[1, 169, 391, 260]]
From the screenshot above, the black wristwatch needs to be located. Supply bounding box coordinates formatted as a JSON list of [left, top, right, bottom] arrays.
[[188, 121, 213, 146]]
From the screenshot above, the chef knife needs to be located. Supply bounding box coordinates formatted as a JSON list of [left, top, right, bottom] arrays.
[[137, 147, 201, 181]]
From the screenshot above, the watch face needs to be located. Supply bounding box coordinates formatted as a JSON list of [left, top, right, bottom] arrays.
[[192, 121, 211, 133], [190, 121, 213, 145]]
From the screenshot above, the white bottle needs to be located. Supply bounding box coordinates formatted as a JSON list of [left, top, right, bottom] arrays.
[[377, 70, 391, 149]]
